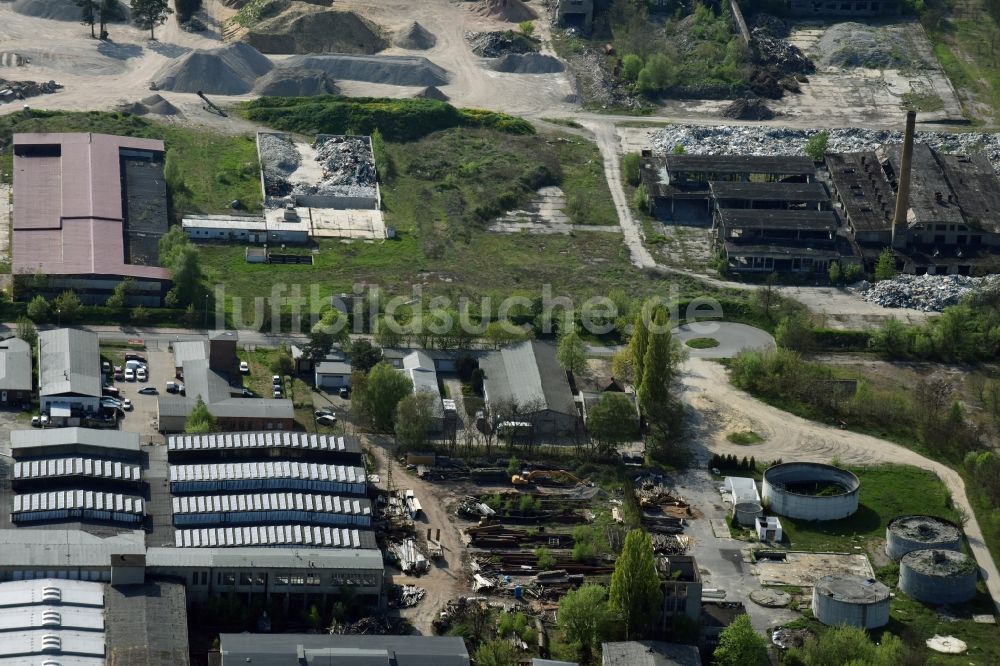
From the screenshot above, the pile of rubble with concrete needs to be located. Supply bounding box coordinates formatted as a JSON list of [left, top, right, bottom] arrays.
[[856, 274, 1000, 311]]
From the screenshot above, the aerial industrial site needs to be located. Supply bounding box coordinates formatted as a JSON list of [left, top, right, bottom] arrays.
[[0, 0, 999, 664]]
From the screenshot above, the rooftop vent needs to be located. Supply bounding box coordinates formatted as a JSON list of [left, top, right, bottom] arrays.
[[41, 587, 61, 603], [40, 635, 61, 652], [41, 611, 61, 627]]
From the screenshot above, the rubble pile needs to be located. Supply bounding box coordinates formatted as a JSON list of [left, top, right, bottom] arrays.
[[721, 97, 775, 121], [389, 584, 426, 608], [0, 78, 62, 103], [466, 31, 535, 58], [258, 133, 299, 198], [650, 124, 1000, 174], [857, 274, 1000, 311], [752, 27, 815, 76], [331, 616, 411, 635], [750, 13, 790, 38], [296, 135, 377, 198]]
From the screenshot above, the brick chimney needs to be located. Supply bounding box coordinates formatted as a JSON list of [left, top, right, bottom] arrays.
[[891, 111, 916, 249]]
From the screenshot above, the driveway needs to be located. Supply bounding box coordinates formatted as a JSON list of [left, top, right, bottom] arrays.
[[672, 322, 775, 359]]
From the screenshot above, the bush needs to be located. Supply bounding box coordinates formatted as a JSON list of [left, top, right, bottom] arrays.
[[622, 54, 643, 82], [805, 131, 829, 161], [632, 183, 650, 210], [622, 152, 641, 186]]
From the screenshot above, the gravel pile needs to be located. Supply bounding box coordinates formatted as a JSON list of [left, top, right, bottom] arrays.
[[466, 31, 535, 58], [721, 97, 775, 120], [490, 53, 563, 74], [395, 21, 436, 50], [243, 6, 388, 55], [815, 22, 927, 69], [153, 43, 273, 95], [0, 77, 62, 103], [253, 66, 338, 96], [122, 93, 180, 116], [414, 85, 449, 101], [856, 274, 1000, 311], [284, 54, 448, 86], [473, 0, 537, 22], [650, 124, 1000, 174]]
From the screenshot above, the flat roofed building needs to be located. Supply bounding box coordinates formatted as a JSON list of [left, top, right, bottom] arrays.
[[0, 337, 32, 406], [12, 132, 171, 305], [37, 329, 102, 418], [217, 634, 470, 666], [402, 351, 445, 432], [0, 578, 106, 665], [602, 641, 700, 666]]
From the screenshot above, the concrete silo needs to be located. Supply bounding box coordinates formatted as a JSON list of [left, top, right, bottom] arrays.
[[885, 515, 962, 562], [762, 462, 860, 521], [899, 549, 978, 605], [812, 575, 890, 629]]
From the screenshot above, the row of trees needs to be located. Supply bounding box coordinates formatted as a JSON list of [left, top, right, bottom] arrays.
[[75, 0, 184, 40]]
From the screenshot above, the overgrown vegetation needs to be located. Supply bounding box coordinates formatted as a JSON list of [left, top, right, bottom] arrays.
[[241, 97, 534, 142]]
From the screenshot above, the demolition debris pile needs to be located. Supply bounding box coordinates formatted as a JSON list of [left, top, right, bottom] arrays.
[[0, 78, 61, 103], [466, 31, 537, 58], [650, 124, 1000, 174], [857, 274, 1000, 312], [303, 135, 377, 198], [258, 132, 300, 198], [490, 53, 564, 74]]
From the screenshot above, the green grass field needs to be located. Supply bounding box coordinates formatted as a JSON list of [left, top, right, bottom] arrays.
[[726, 430, 762, 445], [778, 465, 959, 552], [685, 337, 719, 349]]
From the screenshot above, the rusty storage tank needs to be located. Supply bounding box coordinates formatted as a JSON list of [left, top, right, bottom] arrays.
[[812, 575, 890, 629], [899, 549, 978, 605], [886, 515, 962, 561], [762, 462, 860, 521]]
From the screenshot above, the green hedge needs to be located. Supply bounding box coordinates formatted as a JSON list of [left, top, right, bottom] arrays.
[[242, 97, 534, 142]]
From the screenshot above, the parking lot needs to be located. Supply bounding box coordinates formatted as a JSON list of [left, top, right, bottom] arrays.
[[104, 347, 174, 442]]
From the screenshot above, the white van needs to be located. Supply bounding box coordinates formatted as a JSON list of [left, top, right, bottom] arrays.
[[124, 368, 135, 382], [136, 367, 147, 382], [125, 359, 145, 371]]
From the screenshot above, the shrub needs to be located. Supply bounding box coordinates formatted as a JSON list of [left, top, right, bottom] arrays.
[[622, 54, 643, 82], [622, 152, 641, 186]]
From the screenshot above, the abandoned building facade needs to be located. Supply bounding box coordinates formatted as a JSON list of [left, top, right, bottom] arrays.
[[640, 116, 1000, 276]]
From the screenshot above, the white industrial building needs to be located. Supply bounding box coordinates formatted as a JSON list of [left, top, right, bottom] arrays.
[[37, 328, 102, 420]]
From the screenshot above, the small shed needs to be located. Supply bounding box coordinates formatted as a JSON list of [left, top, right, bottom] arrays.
[[245, 247, 267, 263], [756, 516, 783, 542]]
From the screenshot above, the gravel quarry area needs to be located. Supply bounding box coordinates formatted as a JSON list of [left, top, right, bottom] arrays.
[[651, 124, 1000, 173]]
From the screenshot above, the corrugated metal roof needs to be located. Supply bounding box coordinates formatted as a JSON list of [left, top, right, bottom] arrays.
[[11, 427, 141, 455], [0, 579, 106, 663], [38, 329, 102, 398], [13, 490, 145, 516], [167, 431, 360, 454], [601, 641, 700, 666], [218, 634, 469, 666], [171, 339, 209, 367], [0, 578, 104, 609], [172, 493, 371, 516], [172, 525, 377, 549], [0, 337, 32, 392], [169, 462, 365, 483], [145, 546, 383, 569], [15, 457, 141, 482], [0, 529, 145, 568], [481, 341, 577, 417]]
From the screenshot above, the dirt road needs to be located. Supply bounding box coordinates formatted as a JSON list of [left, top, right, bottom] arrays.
[[682, 357, 1000, 614], [366, 435, 468, 635]]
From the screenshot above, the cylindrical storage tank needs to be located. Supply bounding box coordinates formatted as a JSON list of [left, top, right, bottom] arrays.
[[899, 549, 978, 604], [886, 515, 963, 561], [734, 501, 763, 527], [762, 462, 860, 521], [812, 575, 890, 629]]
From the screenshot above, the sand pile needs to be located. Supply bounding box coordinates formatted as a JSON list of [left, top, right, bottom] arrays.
[[243, 5, 388, 55], [284, 54, 448, 86], [13, 0, 129, 21], [122, 94, 181, 116], [253, 66, 339, 96], [394, 22, 436, 50], [473, 0, 537, 23], [414, 86, 449, 101], [153, 43, 273, 95], [491, 53, 563, 74]]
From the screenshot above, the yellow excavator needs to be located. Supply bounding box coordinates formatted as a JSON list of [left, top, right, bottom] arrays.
[[511, 469, 587, 486]]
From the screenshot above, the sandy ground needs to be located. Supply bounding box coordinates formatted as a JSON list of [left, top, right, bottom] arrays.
[[683, 356, 1000, 614]]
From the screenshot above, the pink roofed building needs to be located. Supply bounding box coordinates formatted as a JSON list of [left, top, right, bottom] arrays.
[[13, 132, 172, 305]]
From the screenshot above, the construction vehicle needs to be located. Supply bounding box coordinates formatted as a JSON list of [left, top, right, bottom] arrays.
[[196, 90, 228, 117], [511, 469, 588, 486]]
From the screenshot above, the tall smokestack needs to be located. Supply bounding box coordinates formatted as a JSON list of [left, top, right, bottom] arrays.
[[891, 110, 916, 249]]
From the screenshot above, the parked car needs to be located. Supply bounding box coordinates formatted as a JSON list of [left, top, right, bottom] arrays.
[[101, 397, 123, 408], [31, 415, 40, 427], [122, 399, 133, 411], [102, 387, 120, 397], [240, 388, 256, 398], [315, 408, 335, 418], [136, 367, 148, 382], [114, 367, 124, 380], [124, 353, 147, 363], [40, 414, 49, 426], [137, 387, 158, 395], [339, 387, 350, 399], [124, 369, 135, 382], [240, 361, 250, 374], [166, 381, 180, 393], [102, 361, 111, 374], [273, 388, 283, 398], [125, 359, 146, 371], [272, 375, 281, 383], [316, 414, 337, 426]]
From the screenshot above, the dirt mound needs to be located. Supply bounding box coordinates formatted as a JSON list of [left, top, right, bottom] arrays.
[[394, 21, 436, 50], [243, 5, 388, 55], [721, 97, 775, 120], [815, 23, 926, 69], [253, 66, 339, 96], [490, 53, 563, 74], [153, 43, 273, 95], [286, 54, 448, 86], [473, 0, 537, 22], [414, 86, 449, 101], [12, 0, 128, 21]]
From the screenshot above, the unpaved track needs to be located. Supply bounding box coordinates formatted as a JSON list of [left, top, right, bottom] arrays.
[[683, 357, 1000, 614]]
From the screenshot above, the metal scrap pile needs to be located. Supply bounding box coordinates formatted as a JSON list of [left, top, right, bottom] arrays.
[[295, 135, 377, 198], [457, 496, 497, 520], [388, 584, 426, 609], [258, 133, 299, 198], [635, 474, 690, 534], [465, 31, 534, 58], [856, 274, 1000, 311], [331, 616, 411, 635], [650, 125, 1000, 174], [0, 78, 61, 104]]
